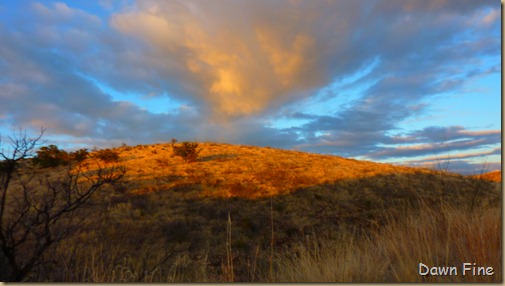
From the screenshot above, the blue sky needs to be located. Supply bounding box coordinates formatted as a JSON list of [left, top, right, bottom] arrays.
[[0, 0, 501, 174]]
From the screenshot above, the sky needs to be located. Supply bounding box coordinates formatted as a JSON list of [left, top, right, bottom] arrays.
[[0, 0, 501, 175]]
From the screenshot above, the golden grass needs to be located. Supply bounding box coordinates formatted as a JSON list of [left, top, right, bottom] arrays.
[[473, 170, 501, 183], [4, 142, 499, 282], [77, 142, 436, 198], [272, 203, 501, 282]]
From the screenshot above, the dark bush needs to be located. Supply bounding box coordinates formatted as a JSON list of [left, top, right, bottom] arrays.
[[33, 145, 70, 168], [70, 148, 89, 163], [172, 142, 200, 163], [94, 148, 120, 163], [0, 161, 9, 174]]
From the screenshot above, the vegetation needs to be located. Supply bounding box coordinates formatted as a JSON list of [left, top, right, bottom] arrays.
[[23, 171, 497, 282], [0, 130, 126, 281], [172, 142, 200, 163], [70, 148, 90, 163], [33, 145, 90, 167], [94, 148, 120, 163], [33, 144, 70, 167], [0, 140, 500, 282], [272, 203, 500, 282]]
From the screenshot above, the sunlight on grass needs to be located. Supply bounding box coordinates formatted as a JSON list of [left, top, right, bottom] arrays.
[[273, 204, 501, 282], [78, 142, 439, 198]]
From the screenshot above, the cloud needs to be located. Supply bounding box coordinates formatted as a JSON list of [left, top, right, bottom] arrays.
[[109, 0, 341, 120], [397, 126, 501, 143], [404, 147, 501, 163], [31, 2, 102, 26], [91, 0, 499, 126], [0, 0, 500, 175], [399, 156, 501, 176], [368, 138, 499, 160], [289, 119, 500, 161], [0, 4, 196, 145]]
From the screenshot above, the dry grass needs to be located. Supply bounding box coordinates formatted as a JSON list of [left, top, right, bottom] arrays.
[[273, 203, 501, 282], [473, 170, 501, 182], [38, 200, 500, 282], [77, 142, 436, 198], [2, 142, 500, 282], [51, 243, 210, 282]]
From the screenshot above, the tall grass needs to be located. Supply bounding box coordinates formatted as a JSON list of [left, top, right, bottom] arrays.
[[7, 166, 499, 282], [272, 202, 501, 282], [45, 200, 499, 282], [49, 243, 211, 282]]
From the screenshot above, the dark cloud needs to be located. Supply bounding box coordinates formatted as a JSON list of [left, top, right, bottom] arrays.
[[400, 158, 501, 176], [400, 126, 501, 144], [292, 120, 500, 161], [368, 137, 500, 160], [287, 83, 429, 157], [404, 147, 501, 163]]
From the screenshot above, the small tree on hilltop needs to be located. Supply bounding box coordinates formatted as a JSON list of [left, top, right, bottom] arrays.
[[33, 144, 70, 168], [94, 148, 120, 163], [172, 141, 200, 163], [69, 148, 89, 163]]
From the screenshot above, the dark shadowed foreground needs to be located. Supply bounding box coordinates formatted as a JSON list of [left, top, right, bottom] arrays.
[[2, 170, 500, 281]]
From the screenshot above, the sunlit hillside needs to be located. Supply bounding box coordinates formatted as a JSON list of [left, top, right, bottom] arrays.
[[473, 170, 501, 183], [76, 142, 437, 198], [2, 141, 501, 282]]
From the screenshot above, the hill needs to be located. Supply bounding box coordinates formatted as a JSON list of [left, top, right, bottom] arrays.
[[3, 141, 501, 282], [473, 170, 501, 183], [78, 142, 437, 198]]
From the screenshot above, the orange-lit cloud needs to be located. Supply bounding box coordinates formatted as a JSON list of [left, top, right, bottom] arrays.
[[110, 1, 331, 121]]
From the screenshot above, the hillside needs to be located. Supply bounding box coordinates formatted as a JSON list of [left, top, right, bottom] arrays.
[[77, 142, 437, 198], [473, 170, 501, 183], [3, 141, 501, 282]]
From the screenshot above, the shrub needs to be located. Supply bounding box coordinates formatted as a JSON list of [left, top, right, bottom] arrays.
[[34, 146, 91, 167], [33, 145, 70, 168], [94, 148, 120, 163], [113, 182, 128, 194], [172, 142, 200, 163], [0, 161, 9, 174], [0, 129, 127, 282], [70, 148, 89, 163]]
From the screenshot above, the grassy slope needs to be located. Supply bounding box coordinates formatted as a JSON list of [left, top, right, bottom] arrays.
[[79, 142, 437, 198], [4, 142, 502, 282], [473, 170, 502, 183]]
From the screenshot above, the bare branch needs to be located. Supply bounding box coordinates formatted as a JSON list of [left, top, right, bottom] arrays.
[[0, 129, 126, 281]]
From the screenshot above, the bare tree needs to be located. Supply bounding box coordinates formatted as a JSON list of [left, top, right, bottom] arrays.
[[0, 129, 126, 281]]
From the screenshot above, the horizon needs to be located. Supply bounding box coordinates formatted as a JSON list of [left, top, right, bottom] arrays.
[[0, 0, 501, 175]]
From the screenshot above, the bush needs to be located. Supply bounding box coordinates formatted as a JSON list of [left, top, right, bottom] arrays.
[[0, 161, 9, 174], [70, 148, 89, 163], [94, 148, 120, 163], [33, 145, 70, 168], [34, 146, 91, 167], [172, 142, 200, 163]]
